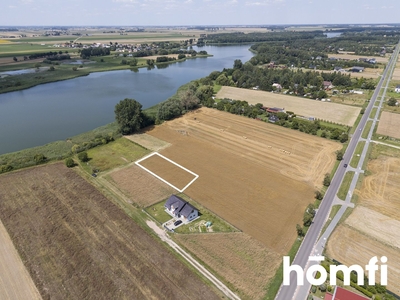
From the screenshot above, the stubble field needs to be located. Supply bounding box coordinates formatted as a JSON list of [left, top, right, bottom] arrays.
[[0, 163, 219, 300], [144, 108, 341, 254], [326, 146, 400, 293], [376, 111, 400, 139], [175, 232, 280, 299], [216, 86, 360, 126]]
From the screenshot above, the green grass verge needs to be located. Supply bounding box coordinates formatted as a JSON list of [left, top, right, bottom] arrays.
[[369, 107, 378, 119], [337, 171, 355, 200], [80, 138, 149, 173], [361, 120, 373, 139], [350, 141, 366, 168], [264, 238, 302, 300], [144, 200, 172, 224], [319, 205, 341, 239]]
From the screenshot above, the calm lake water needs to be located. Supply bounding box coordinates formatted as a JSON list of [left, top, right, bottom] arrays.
[[0, 45, 253, 155]]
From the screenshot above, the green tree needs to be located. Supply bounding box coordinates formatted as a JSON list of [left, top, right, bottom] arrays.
[[296, 224, 304, 237], [114, 98, 143, 135], [49, 66, 55, 71], [315, 190, 323, 200], [336, 150, 344, 160], [340, 133, 349, 143], [77, 151, 89, 162], [233, 59, 243, 69], [65, 158, 75, 168], [387, 97, 397, 106], [323, 173, 331, 187], [34, 154, 46, 164], [129, 58, 138, 66], [13, 56, 17, 62], [178, 53, 186, 59], [72, 66, 78, 71]]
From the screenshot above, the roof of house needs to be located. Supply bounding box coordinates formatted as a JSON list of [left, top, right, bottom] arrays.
[[324, 292, 333, 300], [179, 202, 197, 218], [165, 195, 186, 211], [323, 81, 333, 86], [165, 195, 198, 218], [332, 286, 369, 300], [351, 66, 365, 71], [396, 85, 400, 88]]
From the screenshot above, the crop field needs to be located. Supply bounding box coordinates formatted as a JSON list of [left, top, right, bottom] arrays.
[[124, 133, 171, 151], [0, 163, 219, 300], [175, 232, 280, 299], [144, 108, 341, 255], [216, 86, 360, 126], [376, 111, 400, 139], [0, 219, 42, 300], [391, 56, 400, 81], [326, 146, 400, 293], [107, 164, 175, 207]]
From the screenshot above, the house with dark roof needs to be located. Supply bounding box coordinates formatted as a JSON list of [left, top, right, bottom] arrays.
[[395, 85, 400, 93], [324, 286, 368, 300], [323, 81, 333, 90], [268, 115, 279, 123], [350, 66, 365, 72], [164, 195, 199, 223]]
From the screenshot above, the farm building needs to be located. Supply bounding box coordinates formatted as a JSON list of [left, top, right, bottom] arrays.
[[395, 85, 400, 93], [268, 115, 279, 123], [350, 66, 365, 73], [165, 195, 199, 223], [323, 81, 333, 90], [324, 286, 368, 300]]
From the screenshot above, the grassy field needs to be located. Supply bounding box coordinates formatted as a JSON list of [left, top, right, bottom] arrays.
[[350, 141, 365, 168], [370, 107, 378, 119], [81, 137, 149, 173], [216, 86, 361, 126], [337, 171, 355, 200], [0, 163, 219, 300]]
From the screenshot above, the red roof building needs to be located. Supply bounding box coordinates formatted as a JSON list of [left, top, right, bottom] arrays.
[[324, 286, 369, 300]]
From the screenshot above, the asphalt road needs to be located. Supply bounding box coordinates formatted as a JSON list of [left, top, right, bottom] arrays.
[[275, 41, 400, 300]]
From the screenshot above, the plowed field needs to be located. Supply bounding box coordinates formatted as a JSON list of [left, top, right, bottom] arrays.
[[145, 108, 341, 254], [0, 163, 219, 300]]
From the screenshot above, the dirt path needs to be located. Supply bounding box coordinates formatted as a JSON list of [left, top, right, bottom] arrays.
[[146, 220, 241, 300], [0, 219, 41, 300]]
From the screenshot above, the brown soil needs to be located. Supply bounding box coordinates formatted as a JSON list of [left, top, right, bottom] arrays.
[[216, 86, 360, 126], [145, 108, 341, 254], [0, 163, 219, 300], [108, 164, 175, 207], [139, 154, 196, 191], [377, 111, 400, 139], [0, 219, 42, 300], [175, 232, 280, 300]]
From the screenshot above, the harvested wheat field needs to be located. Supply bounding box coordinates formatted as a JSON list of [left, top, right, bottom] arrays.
[[144, 108, 341, 254], [216, 86, 360, 126], [355, 155, 400, 220], [124, 133, 171, 151], [391, 57, 400, 81], [175, 232, 280, 299], [0, 163, 219, 300], [107, 164, 175, 207], [327, 148, 400, 294], [139, 153, 197, 191], [327, 226, 400, 293], [377, 111, 400, 139]]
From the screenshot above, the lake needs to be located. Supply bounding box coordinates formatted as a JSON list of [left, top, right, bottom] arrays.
[[0, 45, 253, 155]]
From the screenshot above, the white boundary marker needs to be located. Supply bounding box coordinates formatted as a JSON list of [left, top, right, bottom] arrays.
[[135, 152, 199, 192]]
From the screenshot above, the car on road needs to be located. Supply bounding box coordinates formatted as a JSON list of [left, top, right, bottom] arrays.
[[174, 220, 182, 226], [344, 163, 348, 168]]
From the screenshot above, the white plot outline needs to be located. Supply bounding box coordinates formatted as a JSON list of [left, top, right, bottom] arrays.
[[135, 152, 199, 192]]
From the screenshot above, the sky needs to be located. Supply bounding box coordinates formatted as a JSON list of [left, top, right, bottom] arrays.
[[1, 0, 399, 26]]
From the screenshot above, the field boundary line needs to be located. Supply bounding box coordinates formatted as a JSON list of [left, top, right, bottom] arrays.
[[135, 152, 199, 192]]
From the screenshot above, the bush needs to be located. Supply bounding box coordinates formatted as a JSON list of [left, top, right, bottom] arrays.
[[34, 153, 47, 164], [77, 151, 89, 162], [72, 66, 78, 71], [65, 158, 75, 168], [311, 286, 317, 293], [323, 173, 331, 186], [319, 284, 326, 292]]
